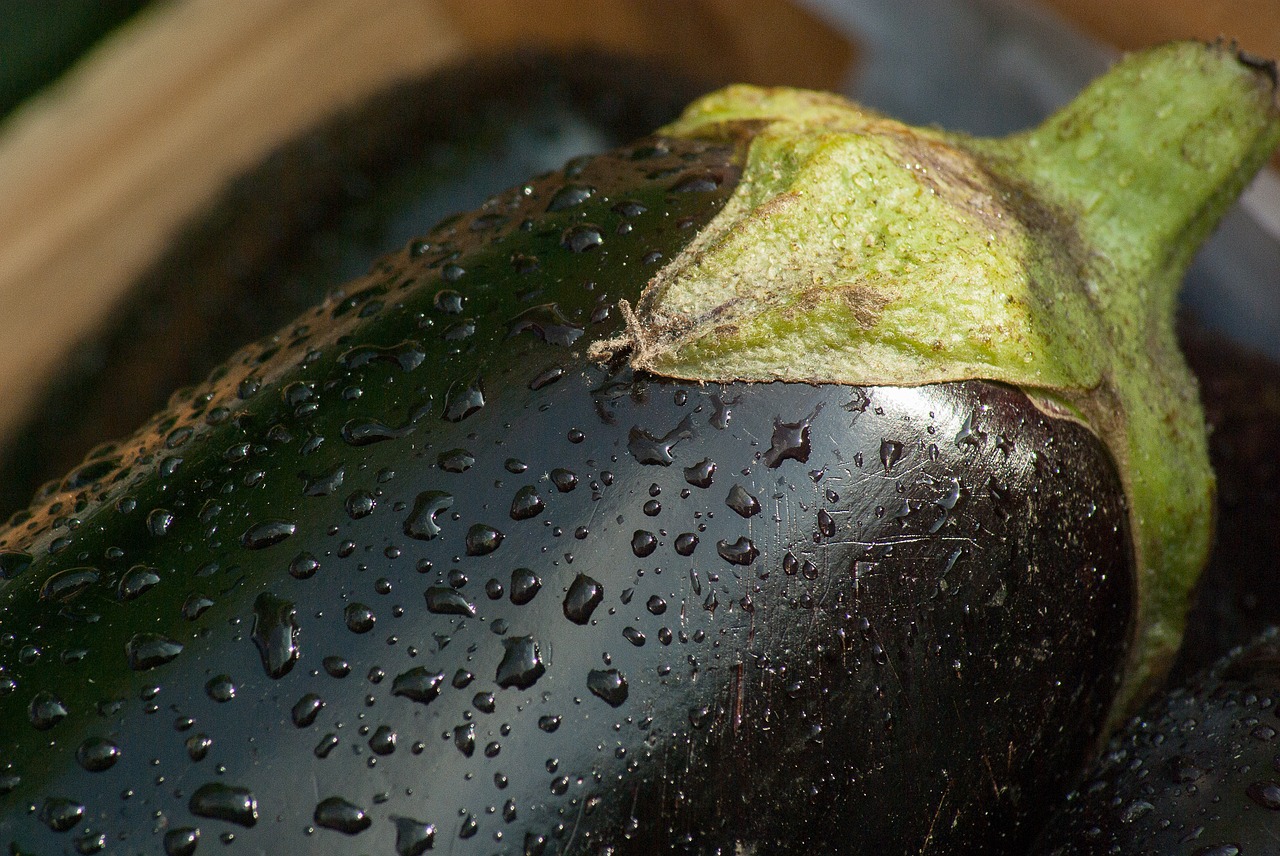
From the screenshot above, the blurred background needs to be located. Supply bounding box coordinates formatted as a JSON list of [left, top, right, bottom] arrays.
[[0, 0, 1275, 515]]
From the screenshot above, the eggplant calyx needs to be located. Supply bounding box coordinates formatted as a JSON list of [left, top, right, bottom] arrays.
[[601, 42, 1280, 723]]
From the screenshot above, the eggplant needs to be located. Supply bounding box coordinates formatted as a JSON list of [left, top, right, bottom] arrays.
[[1033, 629, 1280, 854], [0, 50, 715, 518], [0, 42, 1277, 854]]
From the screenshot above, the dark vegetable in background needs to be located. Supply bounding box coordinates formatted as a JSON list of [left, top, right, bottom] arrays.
[[1034, 629, 1280, 854]]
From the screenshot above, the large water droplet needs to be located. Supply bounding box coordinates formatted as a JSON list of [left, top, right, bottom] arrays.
[[163, 827, 200, 856], [675, 533, 699, 556], [0, 550, 32, 579], [344, 603, 375, 634], [392, 667, 446, 705], [291, 693, 325, 728], [880, 439, 904, 473], [631, 530, 658, 558], [339, 341, 425, 373], [241, 520, 296, 549], [726, 484, 760, 518], [28, 691, 67, 730], [496, 636, 545, 689], [510, 568, 542, 605], [425, 586, 476, 617], [683, 458, 716, 488], [126, 633, 183, 670], [403, 491, 453, 540], [303, 464, 345, 497], [563, 574, 604, 624], [587, 669, 628, 707], [762, 417, 812, 468], [251, 592, 299, 679], [76, 737, 121, 772], [716, 537, 759, 566], [39, 797, 84, 832], [510, 486, 545, 521], [628, 414, 694, 466], [188, 783, 258, 827], [443, 378, 485, 422], [465, 524, 504, 556], [547, 183, 595, 211], [561, 224, 603, 252], [39, 567, 100, 602], [392, 816, 436, 856], [117, 565, 161, 601], [508, 304, 584, 347]]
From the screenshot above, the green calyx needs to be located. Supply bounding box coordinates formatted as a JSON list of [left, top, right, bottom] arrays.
[[599, 42, 1280, 719]]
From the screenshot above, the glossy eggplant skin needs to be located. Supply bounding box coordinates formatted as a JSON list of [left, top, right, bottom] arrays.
[[0, 135, 1133, 854]]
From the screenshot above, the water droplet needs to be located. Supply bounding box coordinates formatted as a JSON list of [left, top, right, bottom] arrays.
[[404, 491, 454, 540], [251, 592, 299, 678], [563, 574, 604, 624], [186, 733, 212, 761], [454, 723, 476, 756], [623, 627, 646, 646], [510, 568, 542, 605], [510, 485, 545, 521], [561, 224, 603, 252], [817, 509, 836, 538], [1248, 779, 1280, 809], [726, 484, 760, 518], [344, 603, 375, 634], [302, 464, 345, 497], [425, 586, 476, 617], [189, 783, 258, 827], [434, 289, 464, 314], [289, 551, 320, 580], [465, 523, 504, 556], [643, 499, 661, 516], [345, 490, 376, 519], [762, 417, 812, 467], [587, 669, 628, 707], [547, 183, 595, 211], [163, 827, 200, 856], [341, 417, 409, 445], [438, 448, 475, 473], [147, 508, 175, 536], [313, 796, 371, 835], [126, 633, 183, 670], [39, 567, 100, 602], [628, 414, 695, 465], [508, 304, 584, 347], [205, 675, 236, 702], [323, 656, 351, 678], [392, 667, 446, 705], [241, 520, 296, 549], [291, 693, 325, 727], [39, 797, 84, 832], [631, 530, 658, 558], [880, 439, 904, 473], [550, 468, 578, 492], [443, 378, 485, 422], [716, 537, 758, 566], [117, 565, 161, 601], [314, 734, 339, 758], [0, 550, 32, 579], [369, 725, 397, 755], [76, 737, 121, 772], [683, 458, 716, 488], [182, 594, 214, 620], [392, 816, 436, 856], [339, 341, 425, 373], [675, 533, 699, 556], [496, 636, 546, 689], [646, 595, 667, 615]]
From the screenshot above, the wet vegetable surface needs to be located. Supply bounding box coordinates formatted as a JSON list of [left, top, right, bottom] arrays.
[[0, 129, 1135, 854], [1034, 630, 1280, 855]]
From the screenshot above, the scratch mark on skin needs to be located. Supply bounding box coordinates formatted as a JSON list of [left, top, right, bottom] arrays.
[[920, 777, 952, 855]]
